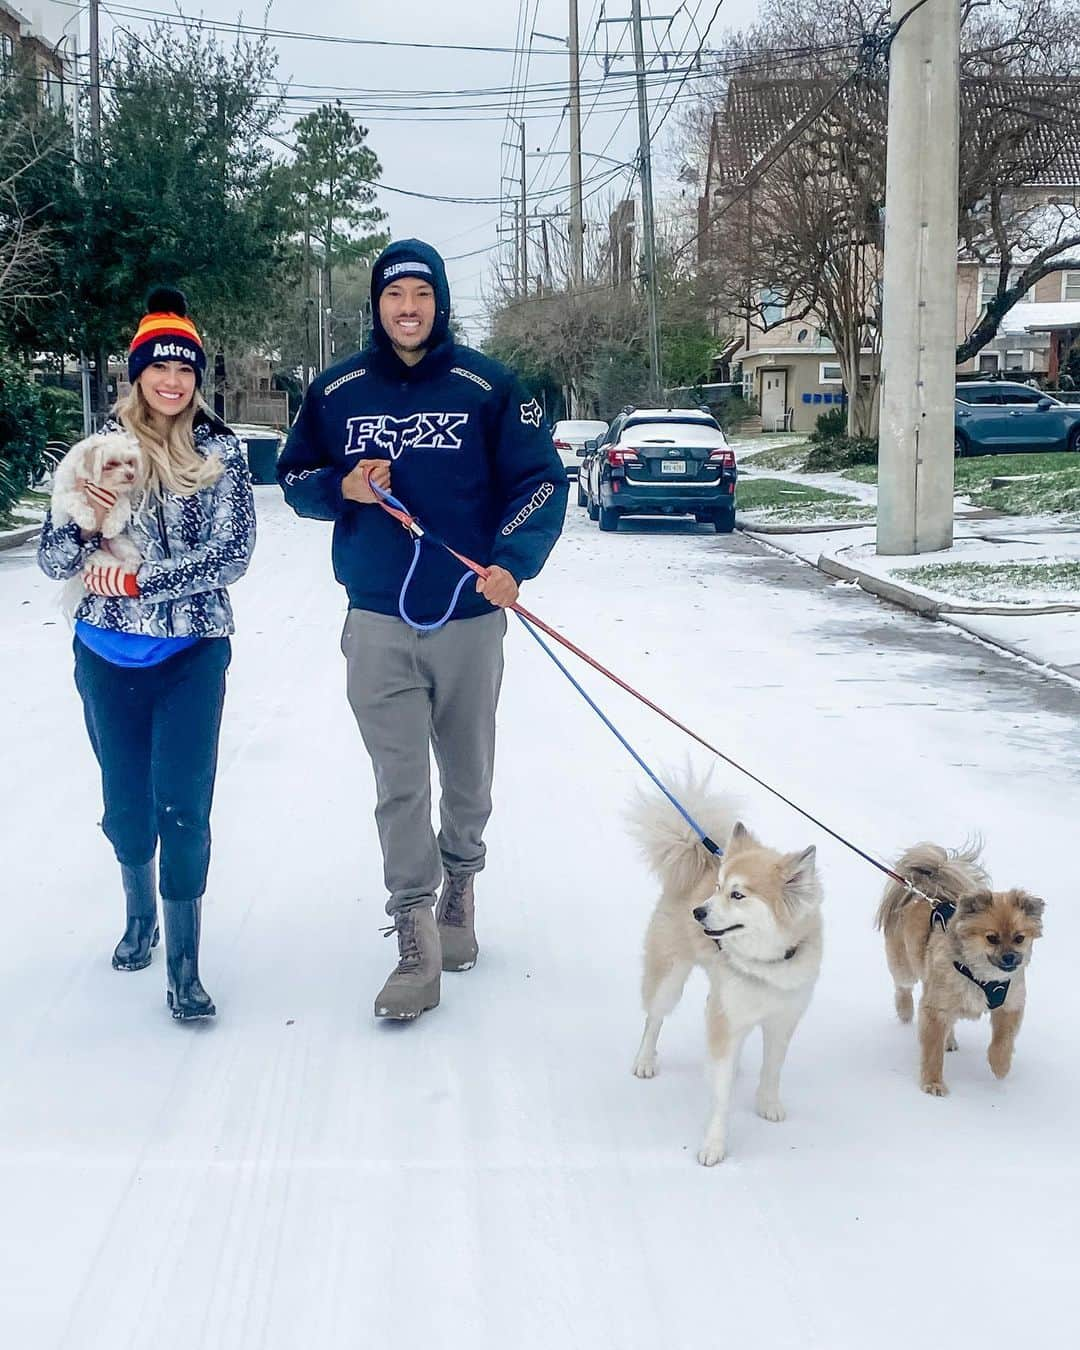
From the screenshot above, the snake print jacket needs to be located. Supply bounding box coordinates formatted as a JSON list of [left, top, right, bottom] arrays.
[[37, 416, 256, 638]]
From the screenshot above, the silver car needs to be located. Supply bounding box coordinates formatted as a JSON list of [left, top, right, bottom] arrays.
[[551, 419, 609, 481]]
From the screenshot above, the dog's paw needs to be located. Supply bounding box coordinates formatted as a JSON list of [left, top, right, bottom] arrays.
[[697, 1140, 727, 1167], [921, 1079, 949, 1097], [987, 1048, 1012, 1079], [945, 1032, 959, 1052], [632, 1056, 657, 1079], [756, 1095, 786, 1123]]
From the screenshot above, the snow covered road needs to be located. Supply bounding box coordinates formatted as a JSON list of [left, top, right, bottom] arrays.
[[2, 490, 1077, 1348]]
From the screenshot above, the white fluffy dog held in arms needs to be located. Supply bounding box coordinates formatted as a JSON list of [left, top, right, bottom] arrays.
[[630, 780, 824, 1166], [50, 431, 145, 612]]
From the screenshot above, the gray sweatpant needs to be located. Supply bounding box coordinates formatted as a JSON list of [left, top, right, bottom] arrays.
[[341, 608, 507, 915]]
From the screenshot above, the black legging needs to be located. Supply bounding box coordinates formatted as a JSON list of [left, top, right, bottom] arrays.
[[74, 637, 230, 902]]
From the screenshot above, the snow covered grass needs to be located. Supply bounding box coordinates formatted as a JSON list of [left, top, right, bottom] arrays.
[[738, 477, 875, 523], [0, 487, 48, 532], [731, 435, 809, 470], [899, 558, 1080, 605]]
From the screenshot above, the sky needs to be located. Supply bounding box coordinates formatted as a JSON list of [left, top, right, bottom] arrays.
[[81, 0, 764, 345]]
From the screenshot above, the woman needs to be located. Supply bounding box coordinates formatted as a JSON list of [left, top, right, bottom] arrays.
[[38, 287, 255, 1021]]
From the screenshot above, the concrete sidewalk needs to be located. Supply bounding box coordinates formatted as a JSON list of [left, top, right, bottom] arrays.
[[740, 517, 1080, 682]]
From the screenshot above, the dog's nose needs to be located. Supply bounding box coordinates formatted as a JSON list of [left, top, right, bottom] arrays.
[[996, 951, 1021, 970], [692, 906, 708, 923]]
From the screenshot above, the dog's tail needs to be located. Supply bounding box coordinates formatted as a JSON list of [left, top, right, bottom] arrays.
[[874, 839, 987, 931], [626, 770, 740, 898]]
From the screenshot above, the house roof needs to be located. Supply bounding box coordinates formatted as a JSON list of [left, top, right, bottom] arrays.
[[1000, 301, 1080, 334], [707, 75, 1080, 195]]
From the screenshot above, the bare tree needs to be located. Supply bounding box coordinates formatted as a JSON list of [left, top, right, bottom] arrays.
[[693, 0, 1080, 434], [0, 93, 68, 327]]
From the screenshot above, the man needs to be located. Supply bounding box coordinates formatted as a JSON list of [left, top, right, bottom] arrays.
[[278, 239, 567, 1021]]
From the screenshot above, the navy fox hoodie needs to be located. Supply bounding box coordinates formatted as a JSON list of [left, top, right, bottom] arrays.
[[278, 239, 568, 624]]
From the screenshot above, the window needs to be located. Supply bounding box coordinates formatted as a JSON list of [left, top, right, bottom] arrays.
[[1063, 272, 1080, 302], [977, 352, 1000, 373], [980, 268, 1032, 310], [819, 362, 843, 384], [1, 33, 13, 79], [759, 288, 785, 327], [998, 386, 1043, 405], [1004, 351, 1025, 372]]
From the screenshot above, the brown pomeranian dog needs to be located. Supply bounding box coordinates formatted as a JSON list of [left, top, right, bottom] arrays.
[[876, 843, 1044, 1096]]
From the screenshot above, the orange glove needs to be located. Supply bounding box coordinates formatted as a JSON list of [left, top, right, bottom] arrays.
[[83, 564, 140, 598]]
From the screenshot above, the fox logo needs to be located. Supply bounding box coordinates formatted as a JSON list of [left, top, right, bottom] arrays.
[[344, 412, 470, 459]]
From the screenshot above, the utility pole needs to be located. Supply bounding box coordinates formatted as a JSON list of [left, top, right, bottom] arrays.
[[88, 0, 108, 426], [518, 119, 528, 302], [302, 201, 313, 391], [630, 1, 663, 400], [568, 1, 584, 291], [877, 0, 960, 555], [70, 56, 93, 436]]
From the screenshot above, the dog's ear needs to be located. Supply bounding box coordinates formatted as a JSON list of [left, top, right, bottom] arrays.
[[83, 438, 106, 484], [783, 845, 819, 907], [1011, 889, 1045, 928], [958, 889, 993, 917], [726, 820, 756, 853]]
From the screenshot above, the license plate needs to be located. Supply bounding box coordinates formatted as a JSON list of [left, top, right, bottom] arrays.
[[661, 460, 686, 475]]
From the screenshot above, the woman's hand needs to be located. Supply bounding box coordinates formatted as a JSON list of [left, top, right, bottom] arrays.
[[76, 479, 116, 537], [83, 563, 140, 598], [476, 565, 518, 609], [341, 459, 392, 505]]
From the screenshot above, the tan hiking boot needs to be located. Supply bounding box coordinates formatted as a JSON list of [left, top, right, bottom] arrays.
[[436, 872, 478, 972], [374, 907, 441, 1020]]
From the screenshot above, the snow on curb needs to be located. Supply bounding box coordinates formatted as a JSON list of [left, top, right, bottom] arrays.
[[0, 524, 41, 552], [821, 537, 1080, 616]]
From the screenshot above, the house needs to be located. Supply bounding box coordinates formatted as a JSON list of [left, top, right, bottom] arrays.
[[699, 76, 1080, 432], [0, 0, 74, 112]]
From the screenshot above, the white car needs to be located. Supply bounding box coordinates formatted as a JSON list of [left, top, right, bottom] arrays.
[[551, 419, 609, 478]]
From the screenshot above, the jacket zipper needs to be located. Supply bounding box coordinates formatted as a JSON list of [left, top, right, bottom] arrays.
[[155, 497, 175, 636]]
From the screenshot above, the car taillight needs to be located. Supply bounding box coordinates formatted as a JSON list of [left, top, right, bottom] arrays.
[[607, 447, 640, 466], [553, 439, 571, 451], [708, 449, 736, 467]]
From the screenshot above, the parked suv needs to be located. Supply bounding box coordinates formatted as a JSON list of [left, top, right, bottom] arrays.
[[581, 407, 737, 532], [954, 381, 1080, 456]]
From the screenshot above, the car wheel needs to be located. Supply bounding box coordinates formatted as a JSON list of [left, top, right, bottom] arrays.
[[954, 432, 969, 458], [598, 505, 620, 532], [1069, 427, 1080, 455], [576, 479, 588, 507], [587, 488, 600, 521], [712, 510, 736, 534]]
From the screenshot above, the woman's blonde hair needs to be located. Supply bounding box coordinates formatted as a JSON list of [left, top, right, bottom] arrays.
[[115, 380, 224, 498]]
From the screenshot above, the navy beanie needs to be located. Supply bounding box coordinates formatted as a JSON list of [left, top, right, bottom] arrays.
[[370, 239, 451, 350], [128, 286, 207, 387]]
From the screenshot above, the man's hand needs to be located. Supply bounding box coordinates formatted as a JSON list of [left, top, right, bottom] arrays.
[[341, 459, 392, 505], [476, 565, 518, 609]]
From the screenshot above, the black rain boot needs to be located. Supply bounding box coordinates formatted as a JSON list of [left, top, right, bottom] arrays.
[[163, 898, 216, 1021], [112, 860, 160, 972]]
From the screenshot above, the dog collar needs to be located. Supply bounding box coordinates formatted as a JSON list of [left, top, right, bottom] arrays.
[[953, 962, 1010, 1010]]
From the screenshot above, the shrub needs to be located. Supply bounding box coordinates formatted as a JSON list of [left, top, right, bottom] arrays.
[[0, 355, 48, 523], [802, 435, 879, 473], [37, 385, 84, 446], [808, 405, 848, 442], [715, 394, 755, 434]]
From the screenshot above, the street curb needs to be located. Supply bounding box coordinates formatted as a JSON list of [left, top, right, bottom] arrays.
[[737, 517, 872, 535], [816, 553, 1080, 617], [0, 525, 40, 552]]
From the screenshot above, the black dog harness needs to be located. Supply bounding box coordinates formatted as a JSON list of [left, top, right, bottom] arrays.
[[928, 900, 1011, 1010]]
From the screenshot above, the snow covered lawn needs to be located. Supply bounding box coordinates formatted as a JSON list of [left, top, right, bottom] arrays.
[[1, 490, 1078, 1348]]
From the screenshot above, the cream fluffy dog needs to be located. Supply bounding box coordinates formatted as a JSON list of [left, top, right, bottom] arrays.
[[51, 432, 144, 616], [630, 783, 824, 1166]]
